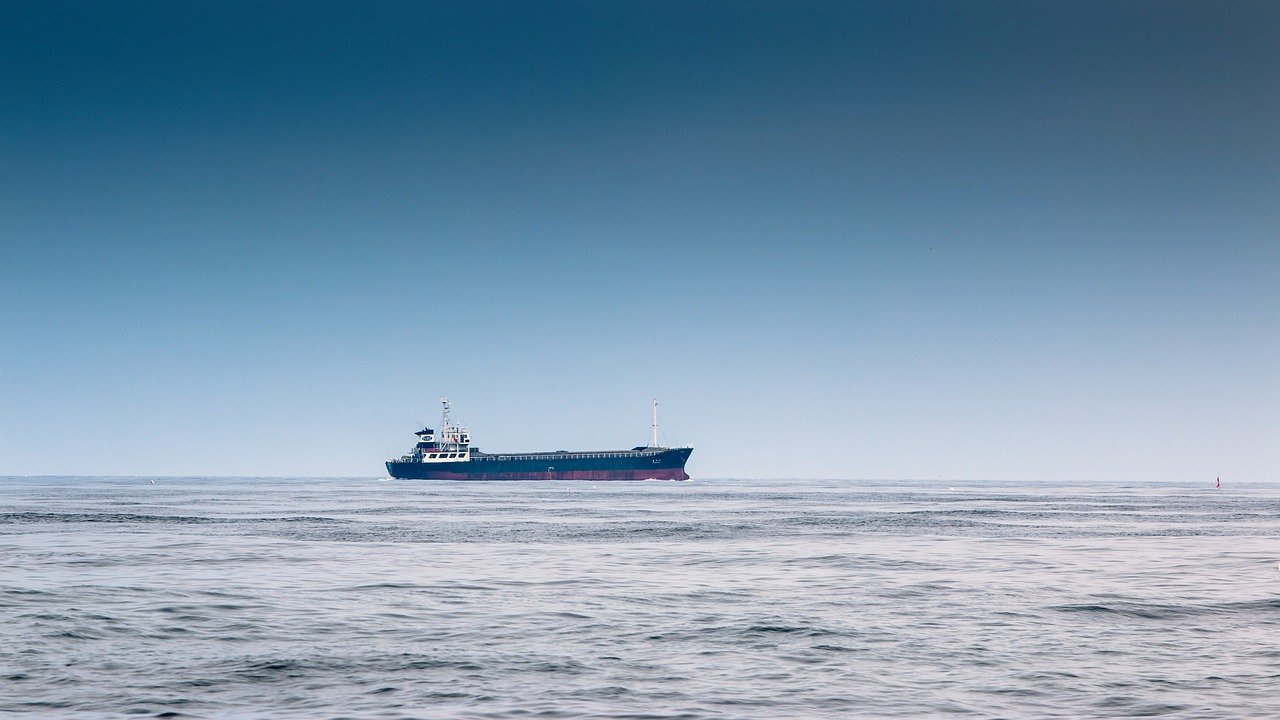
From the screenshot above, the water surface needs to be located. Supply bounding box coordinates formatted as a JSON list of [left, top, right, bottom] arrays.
[[2, 477, 1278, 718]]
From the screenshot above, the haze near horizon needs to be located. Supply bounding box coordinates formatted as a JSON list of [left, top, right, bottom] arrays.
[[2, 1, 1277, 481]]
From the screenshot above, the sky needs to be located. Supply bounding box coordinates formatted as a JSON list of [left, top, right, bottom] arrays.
[[2, 1, 1277, 481]]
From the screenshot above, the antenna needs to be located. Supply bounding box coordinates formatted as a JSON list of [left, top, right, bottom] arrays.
[[651, 398, 658, 448]]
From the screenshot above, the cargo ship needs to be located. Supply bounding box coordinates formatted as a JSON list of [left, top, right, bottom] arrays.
[[386, 398, 692, 481]]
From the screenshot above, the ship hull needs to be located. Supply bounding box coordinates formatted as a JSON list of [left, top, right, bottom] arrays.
[[386, 447, 692, 481]]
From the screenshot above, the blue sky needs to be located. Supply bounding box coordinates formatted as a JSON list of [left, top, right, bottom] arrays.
[[2, 1, 1277, 480]]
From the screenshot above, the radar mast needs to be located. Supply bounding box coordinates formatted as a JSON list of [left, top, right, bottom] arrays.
[[651, 398, 658, 448]]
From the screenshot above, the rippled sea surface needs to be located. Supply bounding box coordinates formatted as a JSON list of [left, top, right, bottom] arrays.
[[3, 477, 1279, 718]]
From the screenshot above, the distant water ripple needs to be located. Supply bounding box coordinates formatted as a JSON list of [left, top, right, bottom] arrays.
[[2, 477, 1279, 718]]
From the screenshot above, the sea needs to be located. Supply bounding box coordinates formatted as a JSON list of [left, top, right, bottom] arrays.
[[2, 476, 1278, 719]]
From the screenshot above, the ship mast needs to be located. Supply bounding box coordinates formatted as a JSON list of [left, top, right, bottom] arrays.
[[651, 398, 658, 448]]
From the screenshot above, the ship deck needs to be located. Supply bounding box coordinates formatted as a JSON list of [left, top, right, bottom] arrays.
[[470, 448, 679, 462]]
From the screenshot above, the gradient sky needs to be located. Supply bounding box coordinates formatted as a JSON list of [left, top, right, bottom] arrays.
[[2, 1, 1277, 480]]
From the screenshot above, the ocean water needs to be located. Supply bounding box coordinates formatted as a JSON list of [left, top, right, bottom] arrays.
[[2, 477, 1278, 719]]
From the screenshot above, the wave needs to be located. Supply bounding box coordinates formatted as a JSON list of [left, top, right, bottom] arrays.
[[1052, 597, 1280, 620]]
